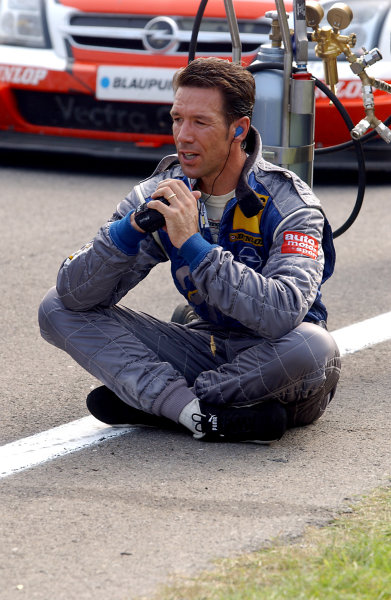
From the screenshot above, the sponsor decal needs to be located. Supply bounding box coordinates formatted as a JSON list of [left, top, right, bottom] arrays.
[[0, 65, 47, 86], [53, 94, 172, 132], [96, 66, 176, 102], [210, 335, 216, 357], [281, 231, 319, 259], [187, 289, 200, 303], [232, 194, 268, 236], [315, 79, 363, 100], [66, 242, 92, 263], [229, 231, 263, 246], [208, 414, 218, 431], [254, 193, 269, 206], [238, 246, 263, 271]]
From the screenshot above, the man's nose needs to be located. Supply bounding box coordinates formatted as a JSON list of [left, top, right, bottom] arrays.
[[177, 121, 194, 143]]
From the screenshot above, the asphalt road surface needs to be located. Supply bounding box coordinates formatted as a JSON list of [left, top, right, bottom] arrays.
[[1, 152, 390, 600]]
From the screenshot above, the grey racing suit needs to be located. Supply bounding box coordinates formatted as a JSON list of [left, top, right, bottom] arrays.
[[39, 128, 341, 428]]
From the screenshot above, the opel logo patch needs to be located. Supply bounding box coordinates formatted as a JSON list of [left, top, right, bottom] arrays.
[[142, 17, 179, 53]]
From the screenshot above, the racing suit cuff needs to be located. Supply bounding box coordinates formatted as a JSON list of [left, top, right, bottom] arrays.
[[109, 210, 147, 255], [178, 233, 217, 271]]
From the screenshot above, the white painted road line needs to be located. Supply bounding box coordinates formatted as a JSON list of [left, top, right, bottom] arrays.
[[331, 311, 391, 356], [0, 418, 134, 479], [1, 311, 391, 479]]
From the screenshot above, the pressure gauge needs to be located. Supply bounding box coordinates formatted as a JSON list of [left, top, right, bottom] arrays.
[[305, 0, 324, 28], [327, 3, 353, 30]]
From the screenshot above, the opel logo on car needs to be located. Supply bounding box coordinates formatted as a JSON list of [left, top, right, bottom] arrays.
[[142, 17, 179, 53]]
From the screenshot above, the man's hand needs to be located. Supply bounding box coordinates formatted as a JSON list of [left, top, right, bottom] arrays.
[[142, 179, 201, 248]]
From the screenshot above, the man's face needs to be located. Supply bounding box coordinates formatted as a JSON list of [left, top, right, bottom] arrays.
[[170, 86, 231, 190]]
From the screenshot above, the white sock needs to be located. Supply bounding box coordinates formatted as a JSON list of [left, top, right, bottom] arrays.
[[178, 398, 202, 435]]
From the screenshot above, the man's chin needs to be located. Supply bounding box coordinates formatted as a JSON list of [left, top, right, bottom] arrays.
[[178, 157, 200, 178]]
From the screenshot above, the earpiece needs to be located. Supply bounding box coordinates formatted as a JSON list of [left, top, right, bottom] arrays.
[[234, 126, 244, 138]]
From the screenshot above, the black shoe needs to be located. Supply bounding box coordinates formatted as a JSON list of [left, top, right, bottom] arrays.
[[170, 303, 198, 325], [193, 400, 288, 443], [86, 385, 186, 432]]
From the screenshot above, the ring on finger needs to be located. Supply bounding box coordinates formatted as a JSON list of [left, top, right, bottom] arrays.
[[166, 193, 177, 200]]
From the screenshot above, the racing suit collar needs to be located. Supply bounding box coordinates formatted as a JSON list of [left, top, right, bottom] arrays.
[[235, 126, 265, 218]]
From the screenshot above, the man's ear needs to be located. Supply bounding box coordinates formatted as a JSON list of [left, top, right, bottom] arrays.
[[232, 117, 250, 141]]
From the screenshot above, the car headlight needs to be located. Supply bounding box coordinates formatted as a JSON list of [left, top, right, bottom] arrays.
[[0, 0, 50, 48]]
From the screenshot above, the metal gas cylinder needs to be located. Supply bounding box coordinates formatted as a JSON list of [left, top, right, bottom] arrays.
[[251, 44, 315, 186], [251, 45, 285, 148]]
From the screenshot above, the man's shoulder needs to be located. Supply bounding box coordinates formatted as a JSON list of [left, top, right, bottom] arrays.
[[251, 160, 322, 217]]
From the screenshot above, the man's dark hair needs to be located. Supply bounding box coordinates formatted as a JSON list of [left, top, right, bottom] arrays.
[[172, 57, 255, 126]]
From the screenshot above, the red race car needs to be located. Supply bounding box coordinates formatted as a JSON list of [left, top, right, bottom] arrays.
[[0, 0, 389, 165]]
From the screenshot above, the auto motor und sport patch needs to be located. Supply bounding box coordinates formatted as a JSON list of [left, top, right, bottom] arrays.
[[281, 231, 319, 259]]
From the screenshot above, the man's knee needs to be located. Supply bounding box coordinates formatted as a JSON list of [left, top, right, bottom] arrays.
[[38, 287, 68, 348], [294, 322, 341, 382], [285, 322, 341, 427]]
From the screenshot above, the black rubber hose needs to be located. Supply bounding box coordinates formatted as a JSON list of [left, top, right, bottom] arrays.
[[247, 62, 366, 238], [311, 76, 366, 238], [188, 0, 208, 63], [316, 113, 391, 154]]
